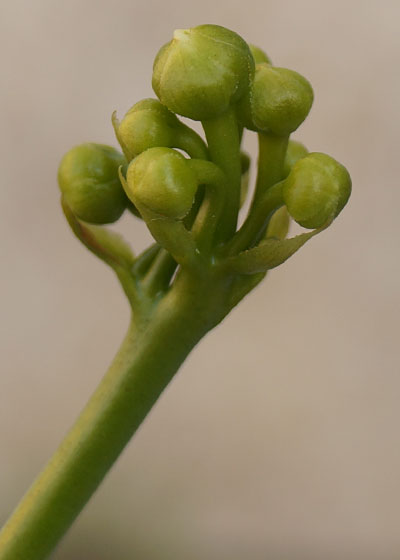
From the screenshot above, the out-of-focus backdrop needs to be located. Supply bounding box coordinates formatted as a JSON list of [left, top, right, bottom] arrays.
[[1, 1, 399, 558]]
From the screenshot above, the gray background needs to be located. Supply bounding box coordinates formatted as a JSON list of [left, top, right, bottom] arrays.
[[1, 0, 399, 558]]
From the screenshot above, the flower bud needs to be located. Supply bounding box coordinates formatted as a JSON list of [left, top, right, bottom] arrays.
[[125, 147, 197, 219], [239, 64, 314, 136], [283, 152, 351, 229], [58, 143, 127, 224], [152, 24, 254, 120], [283, 139, 308, 178], [249, 44, 272, 65], [113, 99, 176, 159], [113, 98, 206, 161]]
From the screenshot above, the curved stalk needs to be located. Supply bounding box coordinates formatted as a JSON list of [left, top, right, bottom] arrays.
[[251, 132, 288, 208], [223, 181, 284, 256], [61, 199, 144, 312], [176, 125, 209, 160]]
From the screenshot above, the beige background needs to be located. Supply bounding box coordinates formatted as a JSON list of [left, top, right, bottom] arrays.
[[1, 0, 399, 558]]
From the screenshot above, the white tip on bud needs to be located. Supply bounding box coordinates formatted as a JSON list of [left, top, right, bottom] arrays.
[[173, 29, 190, 42]]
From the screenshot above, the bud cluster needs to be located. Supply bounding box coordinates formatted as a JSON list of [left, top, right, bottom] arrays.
[[58, 23, 351, 291]]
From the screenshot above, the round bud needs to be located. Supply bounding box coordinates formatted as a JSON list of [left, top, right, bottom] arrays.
[[113, 99, 182, 160], [239, 65, 314, 136], [283, 140, 309, 178], [283, 152, 352, 229], [125, 147, 198, 219], [58, 143, 127, 224], [249, 44, 272, 65], [152, 24, 254, 120]]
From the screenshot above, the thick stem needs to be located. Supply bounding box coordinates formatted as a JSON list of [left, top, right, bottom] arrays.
[[0, 293, 211, 560], [202, 107, 241, 241]]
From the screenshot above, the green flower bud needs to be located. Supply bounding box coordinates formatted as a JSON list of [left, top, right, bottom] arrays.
[[125, 147, 197, 219], [283, 139, 309, 178], [112, 99, 177, 160], [113, 98, 207, 161], [249, 44, 272, 65], [58, 143, 127, 224], [239, 64, 314, 136], [152, 24, 255, 120], [283, 152, 352, 229]]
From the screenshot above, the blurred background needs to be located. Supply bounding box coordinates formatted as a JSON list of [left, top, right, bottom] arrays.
[[1, 0, 399, 558]]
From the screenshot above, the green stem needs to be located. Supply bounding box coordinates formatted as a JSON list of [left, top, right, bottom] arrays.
[[61, 198, 143, 312], [143, 249, 177, 296], [183, 185, 205, 231], [132, 243, 161, 277], [176, 125, 209, 160], [202, 107, 241, 241], [188, 159, 227, 253], [0, 287, 213, 560], [223, 180, 284, 256], [251, 132, 288, 209]]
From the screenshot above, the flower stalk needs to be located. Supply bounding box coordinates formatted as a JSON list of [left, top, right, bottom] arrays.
[[0, 23, 351, 560]]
